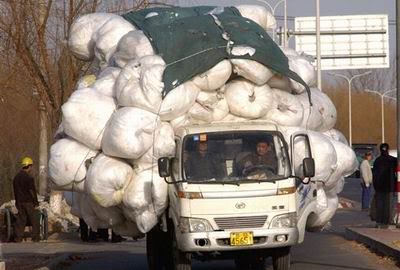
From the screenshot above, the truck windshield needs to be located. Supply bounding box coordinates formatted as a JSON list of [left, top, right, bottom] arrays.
[[182, 131, 290, 183]]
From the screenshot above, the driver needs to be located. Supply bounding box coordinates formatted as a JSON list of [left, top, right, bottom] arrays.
[[236, 140, 278, 177]]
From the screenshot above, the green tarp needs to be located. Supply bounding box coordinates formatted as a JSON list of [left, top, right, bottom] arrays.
[[122, 6, 311, 103]]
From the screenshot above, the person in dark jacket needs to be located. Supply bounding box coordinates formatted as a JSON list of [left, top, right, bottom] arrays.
[[372, 143, 397, 228], [13, 157, 40, 242], [184, 141, 225, 181]]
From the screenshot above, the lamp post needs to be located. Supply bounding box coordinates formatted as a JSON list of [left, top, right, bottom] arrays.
[[255, 0, 286, 43], [364, 89, 396, 143], [328, 71, 372, 146]]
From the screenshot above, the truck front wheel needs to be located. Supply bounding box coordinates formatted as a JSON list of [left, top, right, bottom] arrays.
[[171, 227, 192, 270], [146, 225, 173, 270], [272, 247, 290, 270]]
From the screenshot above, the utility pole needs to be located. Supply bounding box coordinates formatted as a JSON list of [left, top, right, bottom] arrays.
[[328, 71, 371, 146], [395, 0, 400, 226], [316, 0, 322, 90], [38, 101, 48, 196], [364, 89, 396, 143]]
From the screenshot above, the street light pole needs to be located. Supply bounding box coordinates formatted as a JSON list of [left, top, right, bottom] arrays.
[[364, 89, 396, 143], [328, 71, 372, 146], [255, 0, 286, 42], [316, 0, 322, 90]]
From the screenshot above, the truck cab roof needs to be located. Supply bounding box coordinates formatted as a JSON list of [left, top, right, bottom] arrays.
[[175, 120, 280, 138]]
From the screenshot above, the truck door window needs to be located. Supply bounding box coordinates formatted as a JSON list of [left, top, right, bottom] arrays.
[[291, 134, 312, 178]]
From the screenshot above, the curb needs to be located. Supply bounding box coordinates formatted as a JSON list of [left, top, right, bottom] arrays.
[[345, 227, 400, 259], [35, 253, 71, 270]]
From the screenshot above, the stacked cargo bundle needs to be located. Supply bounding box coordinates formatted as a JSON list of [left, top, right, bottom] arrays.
[[49, 5, 357, 237]]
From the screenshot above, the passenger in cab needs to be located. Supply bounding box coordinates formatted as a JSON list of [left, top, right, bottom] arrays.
[[184, 141, 225, 181]]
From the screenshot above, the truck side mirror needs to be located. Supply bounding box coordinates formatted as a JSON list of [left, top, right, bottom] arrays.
[[303, 157, 315, 178], [158, 157, 171, 178]]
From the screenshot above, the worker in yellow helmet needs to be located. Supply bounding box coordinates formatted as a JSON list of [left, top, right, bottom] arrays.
[[13, 156, 40, 242]]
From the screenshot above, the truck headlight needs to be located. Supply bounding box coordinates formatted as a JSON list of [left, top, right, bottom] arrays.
[[269, 213, 297, 229], [179, 217, 213, 233]]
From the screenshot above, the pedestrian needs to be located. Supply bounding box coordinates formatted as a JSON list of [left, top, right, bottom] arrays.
[[372, 143, 397, 228], [13, 157, 40, 242], [360, 152, 373, 211]]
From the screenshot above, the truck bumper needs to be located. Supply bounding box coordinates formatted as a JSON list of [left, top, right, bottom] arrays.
[[177, 227, 298, 252]]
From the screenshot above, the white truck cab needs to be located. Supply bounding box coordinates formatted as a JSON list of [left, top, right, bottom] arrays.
[[147, 121, 317, 270]]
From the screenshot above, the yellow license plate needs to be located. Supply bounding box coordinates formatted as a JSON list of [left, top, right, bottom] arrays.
[[230, 231, 254, 246]]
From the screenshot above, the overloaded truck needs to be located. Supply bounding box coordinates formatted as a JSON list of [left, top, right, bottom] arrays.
[[54, 5, 358, 270], [147, 121, 317, 270]]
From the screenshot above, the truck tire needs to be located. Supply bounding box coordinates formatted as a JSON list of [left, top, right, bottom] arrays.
[[39, 210, 48, 240], [171, 227, 191, 270], [3, 209, 12, 242], [272, 247, 290, 270], [146, 225, 173, 270]]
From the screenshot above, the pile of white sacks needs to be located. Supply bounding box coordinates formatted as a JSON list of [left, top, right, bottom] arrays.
[[49, 5, 357, 237]]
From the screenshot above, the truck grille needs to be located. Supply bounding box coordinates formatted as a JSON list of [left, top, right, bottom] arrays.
[[214, 215, 268, 230]]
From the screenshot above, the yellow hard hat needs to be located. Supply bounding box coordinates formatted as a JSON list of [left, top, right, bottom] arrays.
[[21, 157, 33, 167]]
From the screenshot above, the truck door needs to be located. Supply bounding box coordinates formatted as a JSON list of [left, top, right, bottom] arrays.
[[290, 133, 316, 218]]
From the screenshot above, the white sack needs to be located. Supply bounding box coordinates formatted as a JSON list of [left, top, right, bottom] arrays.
[[281, 127, 337, 183], [62, 88, 116, 150], [298, 88, 337, 132], [170, 114, 191, 132], [135, 122, 176, 165], [93, 16, 136, 67], [263, 88, 304, 126], [221, 113, 249, 122], [135, 207, 158, 233], [267, 74, 291, 92], [80, 195, 123, 230], [315, 186, 328, 213], [307, 195, 338, 229], [289, 56, 316, 94], [115, 55, 165, 111], [324, 139, 358, 190], [323, 129, 349, 145], [191, 60, 232, 91], [124, 166, 168, 217], [188, 91, 229, 122], [235, 5, 276, 30], [102, 107, 161, 159], [231, 58, 274, 85], [159, 82, 200, 120], [49, 138, 98, 192], [85, 154, 134, 207], [225, 79, 274, 119], [68, 13, 119, 61], [76, 74, 96, 89], [113, 30, 154, 68], [92, 67, 121, 97]]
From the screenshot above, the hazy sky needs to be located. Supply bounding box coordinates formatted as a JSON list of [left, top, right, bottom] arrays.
[[168, 0, 396, 88], [172, 1, 396, 55]]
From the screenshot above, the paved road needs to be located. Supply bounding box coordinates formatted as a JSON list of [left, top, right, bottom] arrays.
[[2, 178, 398, 270]]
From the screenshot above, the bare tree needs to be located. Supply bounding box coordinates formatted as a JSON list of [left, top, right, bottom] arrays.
[[328, 57, 396, 96], [0, 0, 158, 207]]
